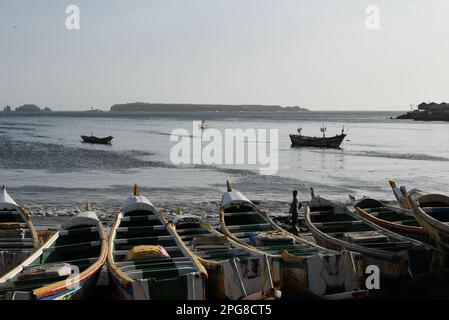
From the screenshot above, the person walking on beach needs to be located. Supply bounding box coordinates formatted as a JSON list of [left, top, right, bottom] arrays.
[[289, 190, 302, 235]]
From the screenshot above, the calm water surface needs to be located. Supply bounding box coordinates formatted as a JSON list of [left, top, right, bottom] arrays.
[[1, 111, 448, 206]]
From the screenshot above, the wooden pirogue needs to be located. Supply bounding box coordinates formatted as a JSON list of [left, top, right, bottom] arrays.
[[220, 182, 367, 299], [405, 188, 449, 252], [354, 197, 432, 245], [306, 189, 443, 278], [0, 205, 107, 300], [169, 213, 281, 300], [0, 186, 39, 276], [107, 185, 207, 300]]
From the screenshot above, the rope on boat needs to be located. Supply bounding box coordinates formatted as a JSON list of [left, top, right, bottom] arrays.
[[231, 257, 247, 297]]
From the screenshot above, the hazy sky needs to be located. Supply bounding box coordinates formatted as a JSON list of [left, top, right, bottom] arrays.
[[1, 0, 449, 111]]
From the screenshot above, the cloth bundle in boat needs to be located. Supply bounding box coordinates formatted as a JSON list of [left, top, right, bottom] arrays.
[[0, 222, 25, 239], [126, 245, 170, 261], [18, 263, 73, 280], [249, 231, 295, 246], [343, 231, 389, 243]]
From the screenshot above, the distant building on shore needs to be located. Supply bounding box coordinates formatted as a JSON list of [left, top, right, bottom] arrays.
[[14, 104, 52, 112], [396, 102, 449, 121], [110, 102, 309, 112], [3, 105, 12, 112]]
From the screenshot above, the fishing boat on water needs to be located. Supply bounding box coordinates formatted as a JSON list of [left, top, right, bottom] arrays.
[[405, 188, 449, 252], [107, 185, 207, 300], [0, 204, 107, 300], [81, 134, 113, 144], [0, 186, 40, 277], [220, 182, 367, 299], [289, 125, 347, 148], [198, 120, 212, 129], [354, 197, 432, 245], [306, 189, 443, 278], [169, 213, 281, 300]]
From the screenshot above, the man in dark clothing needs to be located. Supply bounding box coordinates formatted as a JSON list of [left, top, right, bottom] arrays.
[[289, 190, 302, 235]]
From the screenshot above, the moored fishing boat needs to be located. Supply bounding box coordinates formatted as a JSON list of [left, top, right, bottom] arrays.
[[405, 189, 449, 252], [289, 125, 347, 148], [354, 197, 432, 244], [220, 182, 367, 299], [81, 134, 113, 144], [0, 186, 40, 276], [389, 180, 429, 210], [306, 189, 443, 278], [169, 213, 281, 300], [107, 185, 207, 300], [0, 204, 107, 300]]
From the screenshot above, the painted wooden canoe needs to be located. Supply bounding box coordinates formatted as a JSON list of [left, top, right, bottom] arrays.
[[0, 206, 107, 300], [407, 191, 449, 252], [0, 186, 40, 276], [220, 182, 367, 299], [169, 214, 281, 300], [306, 190, 443, 278], [107, 185, 207, 300], [354, 197, 432, 244], [389, 180, 429, 210]]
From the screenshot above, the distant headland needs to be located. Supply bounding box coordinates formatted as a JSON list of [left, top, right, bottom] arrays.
[[396, 102, 449, 121], [3, 104, 52, 112], [110, 102, 309, 112]]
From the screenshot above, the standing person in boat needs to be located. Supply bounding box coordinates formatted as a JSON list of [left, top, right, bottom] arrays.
[[289, 190, 302, 235]]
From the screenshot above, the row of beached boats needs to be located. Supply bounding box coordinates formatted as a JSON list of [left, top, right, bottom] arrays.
[[0, 180, 449, 300]]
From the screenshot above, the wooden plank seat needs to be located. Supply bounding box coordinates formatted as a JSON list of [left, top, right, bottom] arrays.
[[115, 256, 191, 268], [121, 215, 160, 222], [59, 227, 97, 236], [127, 267, 198, 280], [43, 240, 101, 253], [224, 211, 261, 217], [120, 261, 194, 273], [227, 223, 272, 231]]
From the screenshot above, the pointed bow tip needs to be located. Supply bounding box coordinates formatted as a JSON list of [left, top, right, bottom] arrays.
[[133, 184, 140, 196], [226, 180, 232, 192]]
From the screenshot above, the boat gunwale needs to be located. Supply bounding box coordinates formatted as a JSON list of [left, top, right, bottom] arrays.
[[354, 202, 426, 236], [0, 218, 107, 300]]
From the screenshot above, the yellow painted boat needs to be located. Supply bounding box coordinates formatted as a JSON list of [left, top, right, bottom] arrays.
[[107, 185, 207, 300], [0, 186, 40, 276], [407, 190, 449, 252], [0, 205, 107, 300], [220, 181, 368, 299], [168, 214, 281, 300]]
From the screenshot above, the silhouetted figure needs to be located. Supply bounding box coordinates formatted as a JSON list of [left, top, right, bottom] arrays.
[[289, 190, 302, 235]]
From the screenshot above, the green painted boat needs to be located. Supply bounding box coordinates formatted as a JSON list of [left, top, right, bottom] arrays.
[[0, 205, 107, 300], [107, 185, 207, 300], [306, 189, 443, 278], [0, 186, 40, 276], [354, 197, 432, 245], [170, 214, 281, 300], [407, 190, 449, 252], [220, 182, 368, 299]]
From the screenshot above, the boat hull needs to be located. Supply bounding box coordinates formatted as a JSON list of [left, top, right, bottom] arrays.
[[289, 133, 346, 148], [411, 194, 449, 252], [107, 192, 207, 300], [80, 136, 113, 144], [220, 189, 367, 299]]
